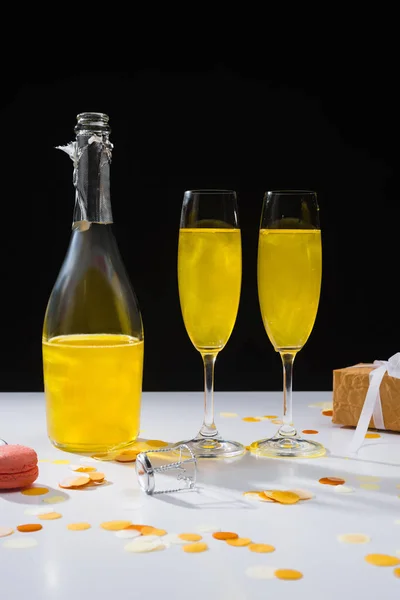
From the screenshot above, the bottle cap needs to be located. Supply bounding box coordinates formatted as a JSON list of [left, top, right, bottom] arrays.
[[135, 444, 197, 495]]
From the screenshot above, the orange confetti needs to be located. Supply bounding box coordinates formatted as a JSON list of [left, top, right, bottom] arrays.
[[248, 543, 275, 553], [21, 487, 49, 496], [365, 433, 381, 439], [322, 409, 333, 416], [226, 537, 252, 547], [394, 567, 400, 578], [38, 512, 62, 520], [319, 477, 345, 486], [271, 419, 283, 425], [242, 417, 261, 422], [264, 415, 278, 419], [302, 430, 319, 434], [59, 476, 91, 489], [141, 526, 167, 536], [213, 531, 239, 541], [67, 523, 91, 531], [125, 524, 151, 532], [101, 521, 132, 531], [263, 491, 300, 504], [16, 524, 43, 533], [88, 472, 105, 482], [275, 569, 303, 580], [365, 554, 400, 567], [145, 440, 169, 448], [178, 533, 202, 542], [182, 542, 208, 553], [115, 451, 140, 463]]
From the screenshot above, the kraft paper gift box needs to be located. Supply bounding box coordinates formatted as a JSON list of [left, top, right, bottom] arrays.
[[332, 359, 400, 434]]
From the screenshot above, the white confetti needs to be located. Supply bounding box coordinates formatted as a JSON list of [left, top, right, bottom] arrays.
[[162, 533, 189, 545], [334, 485, 355, 494], [394, 520, 400, 525], [24, 506, 54, 516], [0, 527, 14, 538], [246, 565, 278, 580], [3, 537, 38, 549], [219, 412, 238, 418], [124, 540, 166, 553], [196, 525, 221, 533]]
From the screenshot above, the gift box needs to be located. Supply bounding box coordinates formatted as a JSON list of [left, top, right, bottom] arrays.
[[332, 360, 400, 433]]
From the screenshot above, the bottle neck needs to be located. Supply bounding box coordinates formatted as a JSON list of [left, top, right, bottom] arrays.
[[72, 131, 113, 228]]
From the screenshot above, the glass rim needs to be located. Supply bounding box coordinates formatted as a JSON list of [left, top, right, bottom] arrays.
[[266, 190, 317, 196], [184, 189, 236, 195]]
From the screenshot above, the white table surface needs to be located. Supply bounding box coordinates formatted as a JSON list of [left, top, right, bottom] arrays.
[[1, 391, 400, 599]]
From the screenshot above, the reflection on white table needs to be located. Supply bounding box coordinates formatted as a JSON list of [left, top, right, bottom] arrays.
[[1, 392, 400, 600]]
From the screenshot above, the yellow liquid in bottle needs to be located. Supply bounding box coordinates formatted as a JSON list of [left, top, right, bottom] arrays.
[[257, 229, 321, 351], [178, 228, 241, 351], [42, 334, 144, 453]]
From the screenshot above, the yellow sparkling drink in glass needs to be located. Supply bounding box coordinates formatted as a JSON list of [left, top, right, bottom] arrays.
[[43, 334, 144, 451], [178, 228, 241, 351], [257, 229, 321, 351]]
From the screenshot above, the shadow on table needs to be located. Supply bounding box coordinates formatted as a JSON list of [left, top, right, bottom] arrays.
[[0, 485, 70, 506]]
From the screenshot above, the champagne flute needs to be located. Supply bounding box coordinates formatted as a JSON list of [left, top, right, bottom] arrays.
[[252, 190, 325, 458], [175, 190, 244, 458]]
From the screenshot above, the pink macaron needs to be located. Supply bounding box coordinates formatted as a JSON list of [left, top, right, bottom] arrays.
[[0, 444, 39, 489]]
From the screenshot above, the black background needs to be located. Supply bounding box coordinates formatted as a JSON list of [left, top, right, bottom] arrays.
[[1, 33, 397, 394]]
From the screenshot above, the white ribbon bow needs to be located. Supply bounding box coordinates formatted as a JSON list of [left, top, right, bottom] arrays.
[[349, 352, 400, 453]]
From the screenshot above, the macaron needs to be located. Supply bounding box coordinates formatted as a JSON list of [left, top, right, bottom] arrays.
[[0, 444, 39, 489]]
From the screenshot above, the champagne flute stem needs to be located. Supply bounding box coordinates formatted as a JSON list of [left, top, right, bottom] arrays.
[[278, 352, 297, 437], [198, 352, 218, 438]]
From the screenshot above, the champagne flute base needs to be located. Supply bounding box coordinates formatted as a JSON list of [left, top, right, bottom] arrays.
[[172, 437, 245, 459], [250, 434, 326, 459]]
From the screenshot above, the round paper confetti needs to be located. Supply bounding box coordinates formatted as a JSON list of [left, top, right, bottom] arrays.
[[115, 529, 142, 539], [360, 484, 380, 491], [101, 521, 132, 531], [356, 475, 380, 483], [365, 554, 400, 566], [88, 472, 105, 482], [248, 543, 275, 554], [275, 569, 303, 580], [21, 487, 49, 496], [246, 565, 278, 580], [302, 430, 319, 434], [394, 568, 400, 578], [0, 527, 14, 537], [243, 491, 267, 501], [24, 506, 54, 516], [115, 451, 140, 463], [337, 533, 370, 544], [145, 440, 169, 448], [264, 415, 278, 419], [289, 489, 314, 500], [38, 512, 62, 520], [162, 533, 191, 545], [242, 417, 261, 422], [322, 409, 333, 416], [183, 542, 208, 553], [319, 477, 345, 486], [131, 534, 161, 543], [141, 526, 167, 537], [394, 520, 400, 525], [196, 525, 221, 533], [178, 533, 202, 542], [226, 537, 252, 547], [213, 532, 238, 541], [70, 465, 97, 473], [59, 476, 90, 489], [264, 491, 300, 504], [67, 523, 91, 531], [365, 433, 381, 439], [219, 412, 238, 418], [92, 453, 117, 461], [124, 540, 164, 553], [3, 537, 38, 549], [17, 524, 43, 533], [52, 459, 70, 465], [334, 485, 355, 494], [43, 496, 66, 504], [271, 419, 283, 425], [257, 492, 274, 502]]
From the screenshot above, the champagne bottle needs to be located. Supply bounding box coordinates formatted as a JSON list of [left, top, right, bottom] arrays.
[[43, 112, 144, 453]]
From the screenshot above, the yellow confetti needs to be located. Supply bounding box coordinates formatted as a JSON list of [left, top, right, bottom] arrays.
[[220, 412, 238, 418], [365, 554, 400, 567], [226, 537, 252, 547], [70, 465, 97, 473], [360, 484, 380, 491], [145, 440, 169, 448], [394, 567, 400, 578], [242, 417, 261, 422], [101, 521, 132, 531], [365, 433, 381, 439], [337, 533, 370, 544], [275, 569, 303, 580], [271, 419, 283, 425], [52, 459, 70, 465], [115, 451, 140, 463], [67, 523, 91, 531], [182, 542, 208, 553], [88, 472, 105, 482], [264, 415, 279, 419], [59, 476, 90, 489], [289, 489, 314, 500], [178, 533, 202, 542], [248, 543, 275, 553], [141, 526, 167, 537], [21, 487, 49, 496], [38, 512, 62, 520], [43, 496, 67, 504], [355, 475, 380, 483], [263, 491, 300, 504], [38, 459, 51, 463]]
